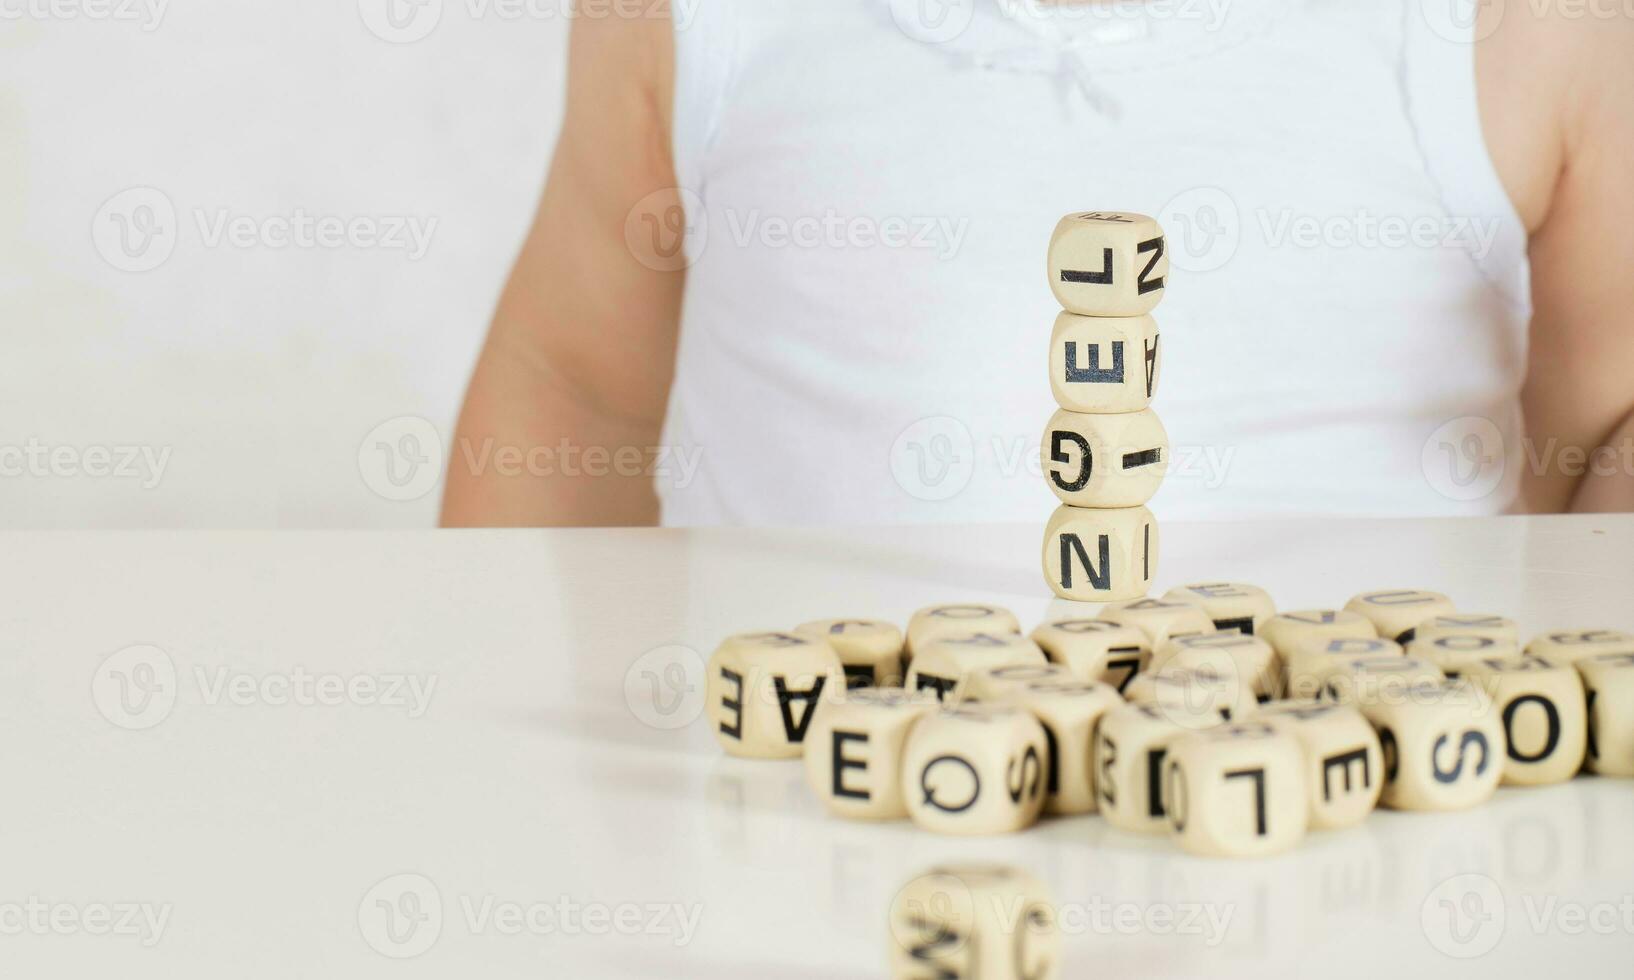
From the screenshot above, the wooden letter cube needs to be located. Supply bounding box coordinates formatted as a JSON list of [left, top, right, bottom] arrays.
[[1263, 609, 1377, 663], [1030, 618, 1149, 693], [1406, 632, 1520, 678], [1101, 596, 1215, 647], [1462, 655, 1589, 786], [707, 632, 844, 759], [1285, 637, 1403, 699], [1165, 582, 1277, 636], [1164, 723, 1309, 858], [1048, 311, 1161, 414], [803, 687, 938, 820], [907, 633, 1047, 703], [1344, 590, 1457, 642], [1525, 629, 1634, 667], [1316, 655, 1445, 707], [1125, 667, 1260, 729], [1047, 211, 1168, 317], [1042, 408, 1169, 508], [1575, 652, 1634, 777], [1258, 700, 1384, 830], [1042, 505, 1156, 603], [974, 671, 1122, 815], [1359, 679, 1504, 811], [889, 865, 1058, 980], [1094, 703, 1194, 834], [1416, 614, 1519, 645], [1152, 630, 1282, 702], [906, 604, 1021, 661], [901, 703, 1050, 835], [795, 618, 905, 688]]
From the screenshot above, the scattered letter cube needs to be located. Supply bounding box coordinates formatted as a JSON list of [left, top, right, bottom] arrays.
[[889, 865, 1058, 980], [803, 687, 938, 820], [901, 703, 1051, 835], [1258, 700, 1384, 830], [1030, 618, 1150, 693], [1462, 655, 1588, 786], [707, 632, 844, 759], [1359, 679, 1505, 811], [795, 618, 905, 688], [1165, 581, 1277, 636], [1163, 723, 1309, 858]]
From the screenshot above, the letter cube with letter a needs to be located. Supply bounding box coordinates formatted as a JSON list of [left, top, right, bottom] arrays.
[[889, 865, 1059, 980], [707, 632, 844, 759], [1164, 723, 1309, 858], [1042, 505, 1156, 602], [1258, 700, 1383, 830], [803, 687, 938, 820], [902, 703, 1050, 835], [1049, 311, 1161, 414], [1359, 679, 1505, 811], [1047, 211, 1168, 317]]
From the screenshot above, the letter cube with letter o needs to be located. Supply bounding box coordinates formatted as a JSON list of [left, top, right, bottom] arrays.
[[795, 618, 905, 688], [1094, 702, 1198, 834], [1165, 581, 1277, 636], [803, 687, 938, 820], [1042, 505, 1156, 603], [1575, 652, 1634, 776], [1359, 679, 1505, 811], [1049, 311, 1161, 414], [1164, 723, 1309, 858], [1462, 655, 1588, 786], [1041, 408, 1168, 508], [902, 703, 1050, 835], [1031, 618, 1150, 693], [976, 671, 1122, 815], [1258, 700, 1383, 830], [1047, 211, 1168, 317], [906, 633, 1047, 703], [707, 632, 844, 759], [1344, 589, 1456, 642], [906, 604, 1021, 662], [889, 865, 1059, 980]]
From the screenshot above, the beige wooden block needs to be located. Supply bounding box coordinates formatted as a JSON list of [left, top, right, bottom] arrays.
[[1462, 655, 1589, 786], [1285, 637, 1404, 699], [1152, 630, 1282, 702], [901, 703, 1050, 835], [1358, 679, 1505, 811], [1258, 700, 1383, 830], [1047, 211, 1168, 317], [795, 618, 905, 688], [907, 633, 1048, 703], [1030, 618, 1150, 693], [905, 604, 1021, 662], [1125, 667, 1259, 730], [1041, 408, 1168, 508], [706, 631, 845, 759], [1164, 723, 1309, 858], [889, 865, 1058, 980], [1165, 582, 1277, 636], [1094, 702, 1196, 833], [1316, 655, 1445, 707], [803, 687, 938, 819], [1042, 505, 1157, 603], [1344, 590, 1457, 642], [1406, 632, 1521, 678], [1100, 596, 1214, 647], [1263, 610, 1377, 663], [981, 673, 1122, 815], [1575, 652, 1634, 777], [1416, 614, 1519, 645], [962, 663, 1074, 701], [1048, 311, 1161, 414], [1525, 629, 1634, 667]]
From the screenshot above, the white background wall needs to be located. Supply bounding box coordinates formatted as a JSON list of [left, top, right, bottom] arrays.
[[0, 1, 571, 527]]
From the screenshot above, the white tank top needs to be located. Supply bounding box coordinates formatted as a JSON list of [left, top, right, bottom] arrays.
[[660, 0, 1529, 525]]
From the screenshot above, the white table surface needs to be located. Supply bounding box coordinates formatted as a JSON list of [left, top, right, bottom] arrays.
[[4, 515, 1632, 977]]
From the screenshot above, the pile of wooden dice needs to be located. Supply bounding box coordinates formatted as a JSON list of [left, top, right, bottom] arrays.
[[705, 588, 1634, 858], [1041, 211, 1169, 603]]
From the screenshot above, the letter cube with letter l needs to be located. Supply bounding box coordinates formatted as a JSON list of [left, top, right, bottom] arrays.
[[889, 865, 1058, 980], [1094, 702, 1196, 834], [1031, 618, 1149, 693], [902, 703, 1050, 835], [707, 632, 844, 759], [1462, 655, 1588, 786], [1359, 679, 1505, 811], [1575, 652, 1634, 776], [1344, 589, 1456, 642], [1049, 311, 1161, 414], [1258, 700, 1383, 830], [1041, 408, 1169, 508], [795, 618, 905, 688], [1042, 505, 1156, 602], [1165, 581, 1277, 636], [803, 687, 939, 820], [906, 633, 1047, 703], [1164, 723, 1309, 858], [1047, 211, 1168, 317]]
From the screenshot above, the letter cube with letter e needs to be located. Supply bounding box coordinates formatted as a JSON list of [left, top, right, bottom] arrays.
[[906, 633, 1047, 703], [1094, 702, 1196, 833], [1042, 505, 1156, 602], [795, 618, 905, 688], [1525, 629, 1634, 667], [1163, 723, 1308, 858], [707, 632, 844, 759], [1165, 582, 1277, 636], [1575, 652, 1634, 777], [1344, 590, 1456, 642], [1032, 618, 1149, 693], [1359, 679, 1505, 811], [1257, 700, 1383, 830], [1462, 655, 1588, 786], [1047, 211, 1168, 317], [803, 687, 938, 820], [1049, 311, 1161, 414], [889, 865, 1059, 980], [972, 670, 1122, 815], [1042, 408, 1169, 508], [906, 604, 1022, 662], [902, 703, 1050, 835]]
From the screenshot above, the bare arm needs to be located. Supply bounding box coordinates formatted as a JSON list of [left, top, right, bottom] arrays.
[[1482, 11, 1634, 513], [442, 12, 681, 527]]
